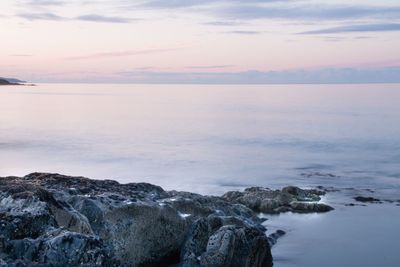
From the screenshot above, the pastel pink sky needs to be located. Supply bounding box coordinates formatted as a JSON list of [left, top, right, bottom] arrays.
[[1, 0, 400, 83]]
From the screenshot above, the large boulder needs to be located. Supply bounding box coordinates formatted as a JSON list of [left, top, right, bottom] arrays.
[[180, 216, 271, 267]]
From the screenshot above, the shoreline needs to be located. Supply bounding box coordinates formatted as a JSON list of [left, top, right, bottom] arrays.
[[1, 173, 397, 266], [0, 78, 34, 86], [0, 83, 36, 86], [0, 172, 336, 267]]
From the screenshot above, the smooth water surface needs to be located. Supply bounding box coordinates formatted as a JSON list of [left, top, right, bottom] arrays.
[[1, 83, 400, 266], [267, 204, 400, 267], [1, 83, 400, 194]]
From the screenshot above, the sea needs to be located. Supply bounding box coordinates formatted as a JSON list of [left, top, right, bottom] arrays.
[[1, 83, 400, 266]]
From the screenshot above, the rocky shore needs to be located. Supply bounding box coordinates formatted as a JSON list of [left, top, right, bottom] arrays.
[[0, 173, 333, 267], [0, 78, 33, 86], [0, 79, 19, 85]]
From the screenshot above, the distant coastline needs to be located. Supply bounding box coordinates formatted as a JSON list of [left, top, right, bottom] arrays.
[[0, 77, 34, 86]]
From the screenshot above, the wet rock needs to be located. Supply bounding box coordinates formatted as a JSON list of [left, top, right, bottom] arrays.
[[354, 196, 381, 203], [180, 216, 272, 267], [200, 225, 272, 267], [179, 215, 270, 267], [0, 173, 275, 266], [2, 230, 116, 267], [290, 202, 334, 213], [267, 230, 286, 246], [223, 186, 333, 214], [301, 172, 339, 178]]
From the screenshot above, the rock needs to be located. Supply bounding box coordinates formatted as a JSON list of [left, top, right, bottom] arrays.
[[354, 196, 381, 203], [290, 202, 334, 213], [102, 203, 188, 265], [301, 172, 339, 178], [0, 79, 11, 85], [179, 215, 271, 267], [0, 78, 24, 86], [0, 173, 276, 266], [267, 230, 286, 246], [222, 186, 333, 214], [200, 225, 272, 267]]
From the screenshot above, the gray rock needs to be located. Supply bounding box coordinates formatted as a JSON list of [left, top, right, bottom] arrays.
[[223, 186, 333, 214], [267, 230, 286, 246], [200, 225, 272, 267], [0, 173, 277, 266], [354, 196, 381, 203], [180, 216, 271, 267]]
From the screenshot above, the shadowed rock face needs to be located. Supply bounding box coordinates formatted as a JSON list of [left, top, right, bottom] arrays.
[[0, 173, 332, 266]]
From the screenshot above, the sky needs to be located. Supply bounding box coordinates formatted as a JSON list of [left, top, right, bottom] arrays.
[[1, 0, 400, 83]]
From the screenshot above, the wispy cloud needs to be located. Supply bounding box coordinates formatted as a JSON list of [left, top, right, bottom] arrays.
[[138, 1, 400, 22], [108, 67, 400, 84], [186, 65, 234, 69], [140, 0, 288, 9], [66, 48, 182, 60], [76, 14, 133, 23], [217, 5, 400, 21], [18, 12, 66, 21], [203, 21, 246, 26], [226, 30, 261, 35], [15, 2, 400, 27], [21, 0, 66, 6], [140, 0, 209, 8], [300, 23, 400, 34], [9, 54, 33, 57], [17, 12, 134, 23]]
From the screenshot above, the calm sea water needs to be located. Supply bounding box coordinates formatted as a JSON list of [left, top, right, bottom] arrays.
[[1, 83, 400, 194], [1, 83, 400, 266]]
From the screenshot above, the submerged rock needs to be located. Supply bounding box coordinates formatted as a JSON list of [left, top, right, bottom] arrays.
[[354, 196, 381, 203]]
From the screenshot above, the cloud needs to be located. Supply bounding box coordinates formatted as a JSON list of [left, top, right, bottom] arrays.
[[9, 54, 33, 57], [138, 1, 400, 22], [105, 67, 400, 84], [17, 12, 134, 23], [141, 0, 295, 8], [186, 65, 234, 69], [18, 12, 66, 21], [66, 48, 182, 60], [140, 0, 209, 8], [21, 0, 66, 6], [140, 0, 278, 9], [300, 23, 400, 34], [217, 5, 400, 21], [29, 67, 400, 83], [76, 14, 133, 23], [203, 21, 245, 26], [15, 2, 400, 27], [226, 30, 261, 35]]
